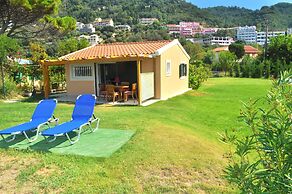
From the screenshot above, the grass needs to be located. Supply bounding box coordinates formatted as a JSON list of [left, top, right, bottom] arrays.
[[0, 78, 271, 193]]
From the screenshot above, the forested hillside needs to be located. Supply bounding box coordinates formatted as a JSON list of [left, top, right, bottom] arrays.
[[61, 0, 292, 30], [61, 0, 216, 25], [206, 3, 292, 30]]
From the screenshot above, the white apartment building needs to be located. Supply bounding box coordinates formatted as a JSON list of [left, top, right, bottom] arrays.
[[139, 18, 159, 25], [115, 25, 131, 31], [76, 22, 85, 31], [79, 34, 102, 45], [93, 18, 114, 27], [77, 23, 96, 34], [166, 24, 180, 34], [256, 31, 286, 45], [237, 26, 257, 43], [204, 36, 235, 46]]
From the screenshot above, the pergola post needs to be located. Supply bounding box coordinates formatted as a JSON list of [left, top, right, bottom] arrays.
[[137, 59, 142, 105], [42, 63, 50, 99]]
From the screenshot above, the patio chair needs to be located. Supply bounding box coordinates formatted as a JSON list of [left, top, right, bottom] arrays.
[[121, 82, 130, 86], [40, 94, 100, 145], [98, 84, 107, 101], [106, 85, 119, 103], [0, 99, 58, 143], [124, 83, 137, 102]]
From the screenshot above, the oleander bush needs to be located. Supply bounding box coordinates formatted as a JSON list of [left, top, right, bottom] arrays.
[[222, 70, 292, 193]]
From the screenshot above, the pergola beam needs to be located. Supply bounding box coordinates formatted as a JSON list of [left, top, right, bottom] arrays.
[[42, 64, 50, 99], [137, 59, 142, 105]]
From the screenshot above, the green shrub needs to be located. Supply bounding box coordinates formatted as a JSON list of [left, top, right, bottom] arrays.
[[0, 76, 20, 98], [240, 56, 253, 78], [221, 70, 292, 193], [264, 60, 271, 78], [189, 62, 211, 90], [233, 62, 241, 77]]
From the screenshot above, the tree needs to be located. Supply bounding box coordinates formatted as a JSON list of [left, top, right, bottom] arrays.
[[189, 61, 211, 90], [267, 35, 292, 65], [264, 60, 271, 78], [218, 51, 236, 76], [0, 0, 76, 38], [203, 50, 216, 65], [229, 41, 245, 59], [184, 42, 205, 63], [240, 55, 254, 78], [222, 71, 292, 193], [0, 35, 19, 98], [29, 43, 48, 90], [213, 29, 236, 38], [56, 38, 89, 57]]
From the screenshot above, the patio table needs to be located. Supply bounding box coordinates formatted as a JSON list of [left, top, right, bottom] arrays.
[[115, 86, 129, 102]]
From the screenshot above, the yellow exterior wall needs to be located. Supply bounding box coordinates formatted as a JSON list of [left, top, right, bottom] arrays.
[[141, 58, 154, 73], [141, 58, 162, 99], [159, 44, 189, 100], [154, 57, 161, 99], [62, 45, 189, 100], [65, 64, 95, 95]]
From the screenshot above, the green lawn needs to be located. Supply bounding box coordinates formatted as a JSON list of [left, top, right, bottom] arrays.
[[0, 78, 271, 193]]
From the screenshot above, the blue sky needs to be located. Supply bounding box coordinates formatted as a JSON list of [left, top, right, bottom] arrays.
[[189, 0, 292, 10]]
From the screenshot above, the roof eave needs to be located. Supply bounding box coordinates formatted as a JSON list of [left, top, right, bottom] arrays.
[[41, 55, 154, 66], [153, 39, 191, 60]]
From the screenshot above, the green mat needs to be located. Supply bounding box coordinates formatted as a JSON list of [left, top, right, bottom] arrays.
[[0, 129, 135, 158]]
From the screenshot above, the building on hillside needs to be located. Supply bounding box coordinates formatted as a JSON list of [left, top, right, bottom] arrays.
[[93, 18, 114, 27], [179, 22, 202, 36], [243, 45, 261, 57], [139, 18, 159, 25], [287, 28, 292, 35], [166, 24, 180, 34], [187, 38, 204, 44], [78, 24, 96, 34], [204, 36, 235, 46], [76, 22, 85, 31], [166, 22, 209, 36], [79, 34, 102, 45], [201, 28, 218, 35], [115, 25, 131, 31], [213, 45, 260, 58], [237, 26, 257, 43], [42, 40, 191, 105], [256, 31, 286, 45]]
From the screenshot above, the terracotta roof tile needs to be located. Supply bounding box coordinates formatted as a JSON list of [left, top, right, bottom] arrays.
[[244, 45, 260, 54], [59, 40, 172, 60], [213, 45, 260, 54], [213, 47, 229, 52]]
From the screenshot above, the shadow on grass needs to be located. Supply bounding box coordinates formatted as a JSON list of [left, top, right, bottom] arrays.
[[0, 130, 39, 148], [29, 132, 78, 151], [21, 93, 76, 105], [0, 135, 27, 148], [21, 93, 45, 103]]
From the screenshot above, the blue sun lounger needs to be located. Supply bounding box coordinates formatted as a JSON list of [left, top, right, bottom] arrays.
[[41, 94, 100, 144], [0, 99, 58, 142]]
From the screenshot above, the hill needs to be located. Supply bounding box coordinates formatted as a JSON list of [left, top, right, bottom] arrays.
[[206, 3, 292, 30], [61, 0, 217, 26], [61, 1, 292, 30]]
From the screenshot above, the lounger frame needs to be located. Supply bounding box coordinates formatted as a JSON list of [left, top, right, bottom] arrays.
[[43, 94, 100, 145], [44, 114, 100, 145], [0, 116, 59, 143], [0, 99, 58, 143]]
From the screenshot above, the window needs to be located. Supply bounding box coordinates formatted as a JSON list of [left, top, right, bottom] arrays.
[[179, 63, 187, 78], [71, 65, 94, 80], [166, 60, 171, 76]]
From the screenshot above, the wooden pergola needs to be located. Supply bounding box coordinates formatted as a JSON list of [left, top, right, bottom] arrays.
[[40, 56, 144, 105]]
